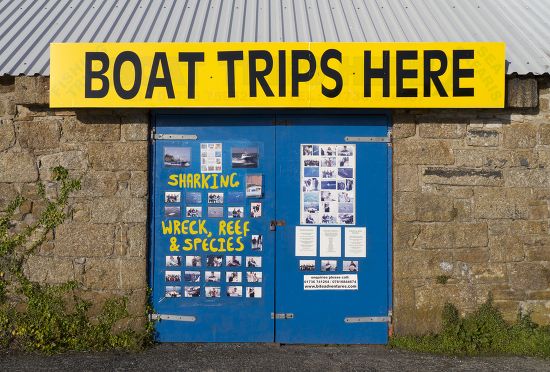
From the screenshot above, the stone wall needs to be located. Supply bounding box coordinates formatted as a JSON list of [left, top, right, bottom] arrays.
[[0, 76, 149, 324], [393, 78, 550, 335]]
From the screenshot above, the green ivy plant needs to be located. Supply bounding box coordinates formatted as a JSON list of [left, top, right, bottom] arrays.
[[0, 167, 154, 353]]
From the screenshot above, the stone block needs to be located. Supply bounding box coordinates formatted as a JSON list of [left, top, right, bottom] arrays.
[[17, 119, 61, 150], [121, 123, 148, 141], [394, 249, 452, 279], [0, 183, 18, 210], [414, 283, 477, 325], [394, 140, 454, 165], [454, 150, 485, 168], [0, 92, 15, 116], [24, 256, 74, 284], [74, 171, 118, 197], [394, 165, 418, 192], [83, 258, 120, 290], [414, 222, 488, 249], [0, 151, 38, 182], [509, 263, 549, 291], [129, 171, 148, 197], [507, 78, 537, 108], [466, 128, 499, 147], [0, 76, 15, 93], [418, 123, 466, 139], [503, 123, 537, 148], [90, 197, 147, 223], [38, 151, 88, 180], [453, 248, 490, 263], [88, 142, 148, 171], [120, 259, 147, 290], [0, 118, 15, 151], [505, 168, 549, 188], [393, 222, 421, 251], [55, 223, 115, 257], [392, 122, 416, 139], [489, 234, 525, 263], [394, 193, 456, 222], [540, 125, 550, 145], [62, 115, 120, 142], [469, 263, 508, 284], [14, 76, 49, 105], [474, 188, 530, 219], [525, 247, 550, 261], [423, 167, 504, 186], [128, 224, 147, 257]]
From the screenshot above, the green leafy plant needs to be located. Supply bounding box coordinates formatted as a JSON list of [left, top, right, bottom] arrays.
[[0, 167, 154, 353], [390, 296, 550, 358]]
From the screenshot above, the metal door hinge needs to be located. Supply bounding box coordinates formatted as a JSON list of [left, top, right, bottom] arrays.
[[149, 314, 196, 322], [344, 136, 391, 143], [152, 133, 198, 140], [271, 313, 294, 319], [344, 316, 391, 323]]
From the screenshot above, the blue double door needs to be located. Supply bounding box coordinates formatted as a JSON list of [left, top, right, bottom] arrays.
[[151, 113, 391, 344]]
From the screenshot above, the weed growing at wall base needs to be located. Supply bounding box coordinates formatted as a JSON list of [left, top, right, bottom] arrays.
[[390, 297, 550, 358], [0, 167, 154, 353]]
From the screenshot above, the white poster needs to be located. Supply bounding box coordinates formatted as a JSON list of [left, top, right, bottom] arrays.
[[300, 144, 355, 225], [200, 143, 222, 173], [345, 227, 367, 257], [295, 226, 317, 257], [304, 274, 358, 290], [319, 227, 341, 257]]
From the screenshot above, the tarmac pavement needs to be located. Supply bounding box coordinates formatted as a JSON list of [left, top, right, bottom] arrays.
[[1, 343, 549, 371]]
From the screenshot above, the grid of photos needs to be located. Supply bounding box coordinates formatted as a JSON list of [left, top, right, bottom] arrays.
[[300, 144, 356, 225], [298, 259, 359, 272], [201, 143, 222, 173]]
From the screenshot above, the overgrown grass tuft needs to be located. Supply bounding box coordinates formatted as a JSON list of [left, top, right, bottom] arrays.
[[390, 297, 550, 358]]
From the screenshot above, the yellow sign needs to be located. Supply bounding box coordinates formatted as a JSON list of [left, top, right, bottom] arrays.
[[50, 42, 505, 108]]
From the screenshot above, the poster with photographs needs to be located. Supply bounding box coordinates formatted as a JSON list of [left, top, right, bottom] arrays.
[[200, 143, 222, 173], [300, 144, 356, 225]]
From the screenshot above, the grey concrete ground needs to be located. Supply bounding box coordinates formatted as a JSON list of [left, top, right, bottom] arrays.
[[1, 344, 549, 371]]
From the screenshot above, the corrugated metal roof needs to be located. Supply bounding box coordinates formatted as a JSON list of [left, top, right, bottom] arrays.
[[0, 0, 549, 76]]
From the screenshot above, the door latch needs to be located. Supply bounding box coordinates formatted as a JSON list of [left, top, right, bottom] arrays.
[[269, 220, 286, 231]]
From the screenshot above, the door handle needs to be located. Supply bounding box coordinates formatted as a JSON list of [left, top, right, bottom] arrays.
[[270, 220, 286, 231]]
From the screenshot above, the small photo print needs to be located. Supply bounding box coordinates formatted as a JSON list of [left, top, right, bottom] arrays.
[[338, 214, 354, 224], [338, 156, 351, 167], [343, 260, 359, 272], [338, 168, 354, 179], [321, 180, 336, 190], [165, 286, 181, 298], [337, 145, 354, 156], [338, 191, 354, 203], [304, 202, 319, 213], [322, 202, 337, 213], [184, 286, 201, 297], [205, 286, 221, 298], [186, 192, 202, 204], [227, 286, 243, 297], [226, 255, 242, 267], [227, 191, 244, 204], [246, 271, 262, 283], [164, 206, 181, 218], [246, 174, 263, 198], [304, 167, 319, 178], [165, 192, 181, 203], [302, 145, 319, 156], [304, 212, 319, 224], [186, 207, 202, 218], [246, 256, 262, 268], [321, 157, 336, 167], [205, 271, 221, 282], [321, 260, 337, 272], [320, 145, 336, 156], [232, 147, 259, 168], [303, 177, 320, 192], [246, 287, 262, 298], [206, 255, 223, 267], [228, 206, 244, 218], [251, 235, 263, 251], [250, 202, 262, 218], [339, 203, 354, 214], [320, 191, 336, 201], [166, 256, 182, 267], [208, 207, 224, 218], [321, 214, 337, 224], [304, 158, 320, 167], [185, 256, 201, 267], [299, 260, 316, 271], [165, 271, 181, 282], [226, 271, 242, 283], [304, 192, 319, 203], [207, 192, 224, 204], [164, 147, 191, 168], [346, 179, 354, 191], [184, 271, 201, 283], [321, 168, 336, 179]]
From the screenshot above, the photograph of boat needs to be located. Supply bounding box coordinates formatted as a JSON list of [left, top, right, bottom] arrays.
[[164, 147, 191, 168], [231, 147, 259, 168]]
